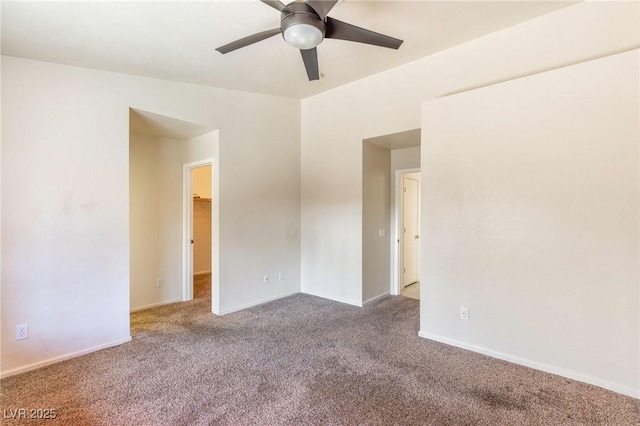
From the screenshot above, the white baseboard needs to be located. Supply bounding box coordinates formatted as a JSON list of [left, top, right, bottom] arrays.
[[418, 331, 639, 399], [0, 337, 132, 379], [300, 289, 362, 307], [363, 292, 390, 305], [217, 290, 300, 315], [194, 270, 211, 276], [130, 298, 182, 313]]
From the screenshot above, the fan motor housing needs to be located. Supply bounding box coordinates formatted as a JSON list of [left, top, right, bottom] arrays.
[[280, 2, 326, 40]]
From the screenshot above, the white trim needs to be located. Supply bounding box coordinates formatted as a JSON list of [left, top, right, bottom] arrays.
[[363, 292, 390, 305], [392, 168, 420, 296], [217, 291, 300, 315], [301, 289, 363, 307], [182, 163, 194, 301], [0, 337, 132, 379], [418, 331, 639, 399], [130, 299, 182, 313]]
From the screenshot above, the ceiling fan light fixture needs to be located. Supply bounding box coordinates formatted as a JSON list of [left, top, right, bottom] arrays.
[[215, 0, 403, 82], [283, 23, 324, 50]]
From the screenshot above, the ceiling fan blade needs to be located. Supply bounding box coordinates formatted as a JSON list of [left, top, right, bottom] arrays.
[[300, 48, 319, 81], [325, 17, 403, 50], [260, 0, 287, 12], [216, 28, 281, 54], [305, 0, 339, 19]]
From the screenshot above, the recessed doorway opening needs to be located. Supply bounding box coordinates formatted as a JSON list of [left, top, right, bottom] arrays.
[[362, 128, 421, 302], [129, 108, 219, 316]]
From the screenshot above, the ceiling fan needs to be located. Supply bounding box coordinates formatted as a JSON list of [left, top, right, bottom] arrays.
[[215, 0, 403, 81]]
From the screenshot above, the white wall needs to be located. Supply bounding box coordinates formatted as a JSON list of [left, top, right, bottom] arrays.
[[362, 142, 391, 303], [129, 133, 184, 310], [1, 56, 300, 376], [300, 1, 639, 397], [420, 50, 639, 397], [300, 1, 639, 307]]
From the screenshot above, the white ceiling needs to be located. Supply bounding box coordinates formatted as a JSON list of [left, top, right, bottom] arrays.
[[1, 1, 576, 99]]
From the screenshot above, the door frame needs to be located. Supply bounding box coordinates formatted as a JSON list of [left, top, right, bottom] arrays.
[[182, 158, 219, 314], [391, 168, 420, 295]]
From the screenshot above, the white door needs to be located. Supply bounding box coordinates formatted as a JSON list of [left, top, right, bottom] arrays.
[[402, 174, 420, 287]]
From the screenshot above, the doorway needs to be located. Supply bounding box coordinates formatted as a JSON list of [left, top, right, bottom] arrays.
[[182, 159, 215, 306], [399, 172, 420, 299], [362, 129, 421, 301], [191, 165, 212, 300], [129, 109, 219, 316], [402, 172, 420, 288], [394, 169, 421, 299]]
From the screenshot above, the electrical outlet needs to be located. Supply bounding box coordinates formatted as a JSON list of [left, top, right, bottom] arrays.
[[460, 306, 469, 321], [156, 278, 164, 287], [16, 324, 28, 340], [263, 274, 269, 284], [279, 272, 284, 281]]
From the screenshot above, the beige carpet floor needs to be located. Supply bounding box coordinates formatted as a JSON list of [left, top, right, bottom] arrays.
[[193, 273, 212, 300], [1, 287, 638, 425]]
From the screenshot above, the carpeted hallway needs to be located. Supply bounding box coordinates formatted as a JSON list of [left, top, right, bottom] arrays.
[[193, 273, 212, 300], [1, 289, 638, 425]]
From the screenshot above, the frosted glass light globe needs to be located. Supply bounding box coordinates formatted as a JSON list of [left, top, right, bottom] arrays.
[[283, 24, 323, 50]]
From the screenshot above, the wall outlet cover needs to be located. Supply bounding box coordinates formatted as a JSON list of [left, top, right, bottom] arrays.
[[16, 324, 28, 340], [460, 306, 469, 320]]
